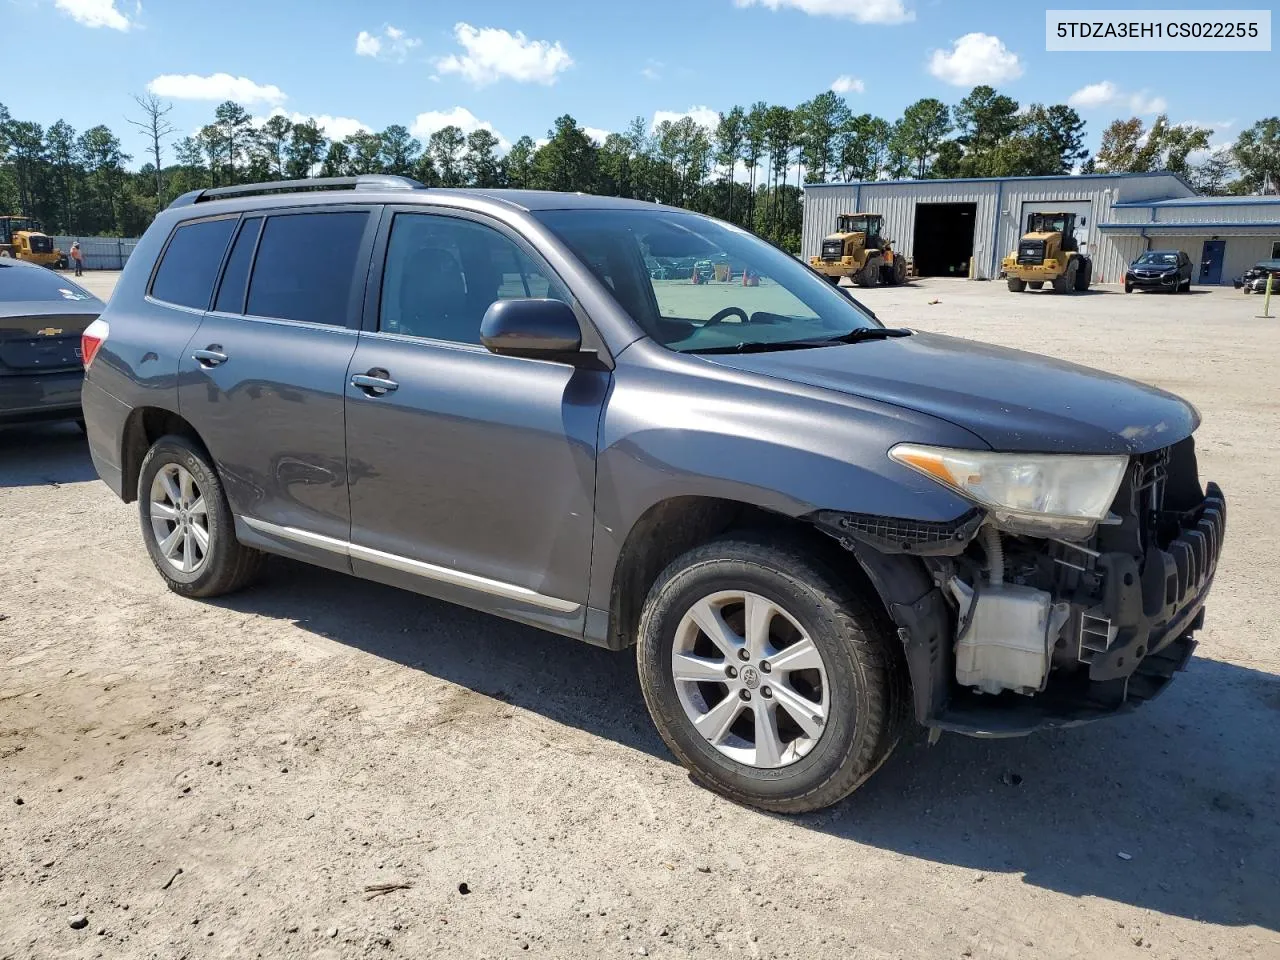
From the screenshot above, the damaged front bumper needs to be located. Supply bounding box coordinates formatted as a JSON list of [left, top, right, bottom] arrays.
[[814, 452, 1226, 738]]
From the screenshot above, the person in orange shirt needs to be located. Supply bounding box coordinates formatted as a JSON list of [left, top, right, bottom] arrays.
[[70, 241, 83, 277]]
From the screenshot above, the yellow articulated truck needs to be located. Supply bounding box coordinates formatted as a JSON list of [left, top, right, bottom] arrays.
[[0, 216, 66, 269], [809, 213, 907, 287], [1002, 211, 1092, 293]]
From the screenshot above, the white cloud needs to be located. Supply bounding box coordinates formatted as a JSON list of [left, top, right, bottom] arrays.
[[652, 106, 719, 132], [583, 126, 611, 145], [1067, 80, 1118, 109], [640, 59, 663, 81], [1130, 92, 1167, 115], [54, 0, 132, 30], [148, 73, 286, 105], [434, 23, 572, 86], [733, 0, 912, 24], [410, 106, 510, 150], [831, 75, 864, 95], [257, 109, 369, 141], [928, 33, 1023, 86], [1067, 81, 1167, 115], [355, 25, 421, 61]]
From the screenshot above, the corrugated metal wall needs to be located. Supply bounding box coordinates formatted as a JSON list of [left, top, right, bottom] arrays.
[[52, 236, 140, 270], [1152, 202, 1280, 223], [803, 174, 1190, 284]]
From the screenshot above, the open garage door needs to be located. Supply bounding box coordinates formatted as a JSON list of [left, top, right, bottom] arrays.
[[912, 203, 977, 277]]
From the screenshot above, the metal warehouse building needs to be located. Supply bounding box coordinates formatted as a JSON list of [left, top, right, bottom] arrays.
[[802, 173, 1280, 286]]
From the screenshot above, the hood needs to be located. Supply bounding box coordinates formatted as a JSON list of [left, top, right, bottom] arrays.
[[705, 331, 1198, 455]]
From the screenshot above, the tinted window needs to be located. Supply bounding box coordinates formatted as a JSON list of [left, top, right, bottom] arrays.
[[151, 217, 237, 310], [213, 217, 262, 314], [246, 211, 368, 326], [379, 213, 569, 344], [0, 263, 99, 304]]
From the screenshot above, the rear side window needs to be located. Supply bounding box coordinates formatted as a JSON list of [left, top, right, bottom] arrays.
[[213, 217, 262, 314], [0, 263, 98, 304], [151, 217, 237, 310], [246, 211, 368, 326]]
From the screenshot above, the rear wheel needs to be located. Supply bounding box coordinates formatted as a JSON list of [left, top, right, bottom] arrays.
[[138, 435, 266, 598], [1007, 277, 1027, 292], [893, 257, 907, 285], [636, 536, 903, 813]]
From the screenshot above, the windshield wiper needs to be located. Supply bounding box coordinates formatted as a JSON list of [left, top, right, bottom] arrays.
[[686, 327, 912, 355], [831, 327, 912, 343], [687, 339, 837, 355]]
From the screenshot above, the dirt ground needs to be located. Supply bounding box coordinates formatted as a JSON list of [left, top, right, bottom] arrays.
[[2, 275, 1278, 960]]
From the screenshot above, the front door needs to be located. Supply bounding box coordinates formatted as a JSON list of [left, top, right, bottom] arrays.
[[1199, 240, 1226, 285], [343, 209, 608, 632], [178, 208, 376, 565]]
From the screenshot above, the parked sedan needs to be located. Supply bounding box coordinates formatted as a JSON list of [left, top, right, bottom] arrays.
[[0, 258, 103, 426], [1234, 259, 1280, 294], [1124, 250, 1193, 293]]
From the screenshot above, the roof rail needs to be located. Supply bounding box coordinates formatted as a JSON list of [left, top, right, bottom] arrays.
[[167, 174, 425, 209]]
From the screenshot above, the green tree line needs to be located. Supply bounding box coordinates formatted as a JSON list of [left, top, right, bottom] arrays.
[[3, 90, 1277, 251]]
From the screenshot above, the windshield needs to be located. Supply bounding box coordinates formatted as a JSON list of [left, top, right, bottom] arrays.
[[0, 263, 97, 303], [536, 208, 879, 353], [4, 218, 41, 232], [1137, 252, 1179, 265], [1028, 215, 1069, 234], [836, 216, 874, 235]]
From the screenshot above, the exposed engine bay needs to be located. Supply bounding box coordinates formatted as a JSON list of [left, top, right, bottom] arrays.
[[814, 437, 1226, 735]]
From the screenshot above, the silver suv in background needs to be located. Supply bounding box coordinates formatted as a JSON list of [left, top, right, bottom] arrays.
[[81, 177, 1224, 812]]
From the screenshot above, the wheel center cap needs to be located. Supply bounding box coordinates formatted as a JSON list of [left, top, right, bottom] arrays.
[[740, 665, 760, 689]]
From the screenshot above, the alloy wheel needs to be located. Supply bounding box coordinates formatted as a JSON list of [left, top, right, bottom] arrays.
[[148, 463, 210, 574], [671, 590, 831, 769]]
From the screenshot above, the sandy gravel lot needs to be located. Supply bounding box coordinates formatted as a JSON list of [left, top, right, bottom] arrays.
[[2, 275, 1278, 960]]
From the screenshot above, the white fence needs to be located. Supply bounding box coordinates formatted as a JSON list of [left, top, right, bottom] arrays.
[[52, 235, 140, 271]]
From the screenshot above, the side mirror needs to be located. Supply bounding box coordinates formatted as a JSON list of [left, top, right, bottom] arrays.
[[480, 298, 583, 362]]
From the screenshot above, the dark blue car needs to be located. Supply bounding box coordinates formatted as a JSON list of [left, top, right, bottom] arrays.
[[0, 258, 103, 426]]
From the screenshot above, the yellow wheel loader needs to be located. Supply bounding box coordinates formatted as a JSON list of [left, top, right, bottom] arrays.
[[0, 216, 66, 269], [809, 213, 907, 288], [1001, 212, 1092, 294]]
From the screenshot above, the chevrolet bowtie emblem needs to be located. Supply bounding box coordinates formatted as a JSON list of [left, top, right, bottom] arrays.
[[36, 327, 63, 336]]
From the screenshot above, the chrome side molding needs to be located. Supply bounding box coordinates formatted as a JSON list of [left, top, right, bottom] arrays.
[[239, 515, 580, 613]]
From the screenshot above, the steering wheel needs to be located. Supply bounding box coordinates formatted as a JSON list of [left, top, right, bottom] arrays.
[[703, 306, 750, 327]]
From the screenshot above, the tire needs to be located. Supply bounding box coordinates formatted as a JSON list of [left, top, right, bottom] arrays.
[[854, 259, 880, 288], [1125, 283, 1133, 293], [1075, 258, 1092, 291], [1053, 259, 1077, 294], [1180, 277, 1191, 293], [636, 535, 903, 813], [1028, 281, 1044, 290], [137, 435, 266, 598], [1006, 278, 1026, 292], [892, 257, 907, 286]]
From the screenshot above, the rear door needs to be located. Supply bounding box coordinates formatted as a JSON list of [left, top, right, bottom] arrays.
[[177, 206, 377, 568]]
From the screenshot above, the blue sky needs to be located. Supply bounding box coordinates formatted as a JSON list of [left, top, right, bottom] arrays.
[[5, 0, 1259, 169]]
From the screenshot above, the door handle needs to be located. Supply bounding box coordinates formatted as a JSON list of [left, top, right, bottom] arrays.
[[192, 346, 228, 367], [351, 370, 399, 396]]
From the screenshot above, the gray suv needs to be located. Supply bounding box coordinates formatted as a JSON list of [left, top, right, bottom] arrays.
[[81, 176, 1225, 812]]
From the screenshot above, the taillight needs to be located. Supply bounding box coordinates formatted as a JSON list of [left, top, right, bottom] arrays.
[[81, 318, 109, 370]]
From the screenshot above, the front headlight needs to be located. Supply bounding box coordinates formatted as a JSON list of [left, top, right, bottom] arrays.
[[889, 444, 1128, 538]]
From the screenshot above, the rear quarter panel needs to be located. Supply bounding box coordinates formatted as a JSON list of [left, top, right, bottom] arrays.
[[82, 211, 205, 496]]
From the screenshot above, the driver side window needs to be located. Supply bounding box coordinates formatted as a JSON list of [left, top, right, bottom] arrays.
[[379, 213, 570, 345]]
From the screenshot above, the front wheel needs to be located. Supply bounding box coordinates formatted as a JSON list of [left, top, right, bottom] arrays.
[[1007, 278, 1027, 292], [636, 537, 903, 813], [138, 435, 266, 598]]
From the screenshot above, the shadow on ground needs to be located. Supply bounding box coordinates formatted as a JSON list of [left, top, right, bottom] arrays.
[[0, 422, 97, 488], [217, 556, 1280, 933]]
